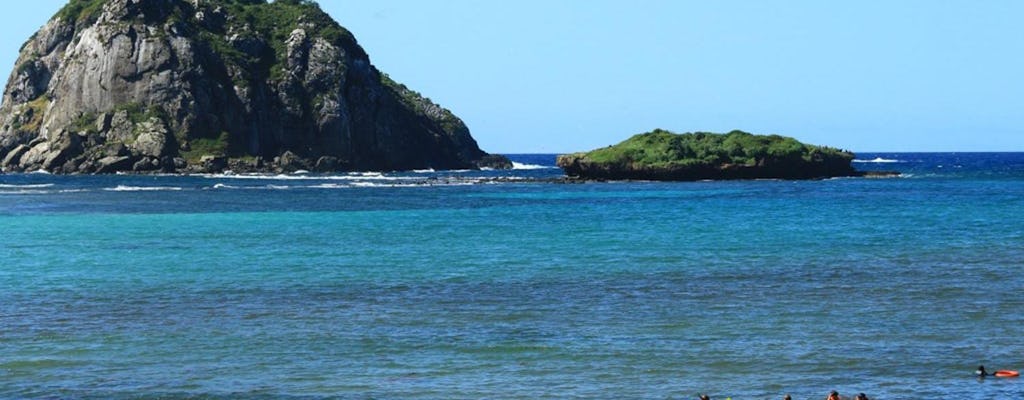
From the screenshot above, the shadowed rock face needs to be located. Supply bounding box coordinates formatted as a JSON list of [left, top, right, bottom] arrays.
[[0, 0, 511, 174]]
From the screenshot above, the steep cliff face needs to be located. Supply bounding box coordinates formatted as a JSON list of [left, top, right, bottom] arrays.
[[0, 0, 510, 173]]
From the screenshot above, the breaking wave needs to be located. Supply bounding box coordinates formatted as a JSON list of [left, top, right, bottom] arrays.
[[104, 185, 184, 192], [853, 157, 901, 163], [512, 162, 555, 170]]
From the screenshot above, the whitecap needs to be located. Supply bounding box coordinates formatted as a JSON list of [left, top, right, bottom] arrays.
[[852, 157, 901, 163], [200, 172, 410, 181], [104, 185, 184, 192], [309, 183, 349, 189], [0, 184, 55, 188], [349, 181, 386, 188], [0, 189, 51, 195], [412, 168, 436, 173], [512, 162, 555, 170]]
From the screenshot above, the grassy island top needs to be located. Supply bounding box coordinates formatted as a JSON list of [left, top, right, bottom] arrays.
[[568, 129, 853, 168]]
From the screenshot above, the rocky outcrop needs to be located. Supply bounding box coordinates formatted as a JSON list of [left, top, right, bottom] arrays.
[[557, 129, 867, 181], [0, 0, 511, 174]]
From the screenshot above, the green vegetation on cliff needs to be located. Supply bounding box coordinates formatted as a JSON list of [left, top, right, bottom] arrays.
[[582, 129, 852, 168], [56, 0, 106, 26], [57, 0, 358, 82], [558, 129, 857, 181], [214, 0, 357, 81]]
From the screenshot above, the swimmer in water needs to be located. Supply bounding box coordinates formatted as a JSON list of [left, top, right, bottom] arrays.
[[855, 393, 870, 400], [699, 395, 710, 400], [977, 365, 989, 377], [826, 390, 840, 400]]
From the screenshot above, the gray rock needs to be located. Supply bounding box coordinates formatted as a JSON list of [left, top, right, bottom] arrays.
[[0, 0, 507, 174], [96, 113, 112, 133], [61, 156, 84, 174], [1, 144, 29, 170], [199, 154, 227, 173], [103, 142, 129, 158], [106, 110, 134, 144], [40, 130, 82, 170], [19, 142, 51, 170], [278, 151, 307, 172], [96, 156, 134, 174], [314, 156, 341, 172], [132, 157, 160, 172], [131, 117, 170, 158]]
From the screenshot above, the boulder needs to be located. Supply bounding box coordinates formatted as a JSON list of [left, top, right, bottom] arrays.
[[130, 117, 171, 158], [19, 142, 51, 170], [1, 144, 29, 170], [199, 155, 227, 173], [95, 156, 134, 174], [278, 151, 308, 172], [132, 157, 160, 172], [314, 156, 341, 172]]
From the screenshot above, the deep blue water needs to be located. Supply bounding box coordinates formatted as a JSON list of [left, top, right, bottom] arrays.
[[1, 153, 1023, 399]]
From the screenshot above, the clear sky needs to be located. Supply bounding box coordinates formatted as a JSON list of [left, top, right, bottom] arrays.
[[2, 1, 1022, 153]]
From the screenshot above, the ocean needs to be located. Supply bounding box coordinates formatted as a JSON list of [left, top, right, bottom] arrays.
[[1, 153, 1023, 399]]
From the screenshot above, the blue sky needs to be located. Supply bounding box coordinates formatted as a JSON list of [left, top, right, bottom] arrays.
[[2, 1, 1022, 153]]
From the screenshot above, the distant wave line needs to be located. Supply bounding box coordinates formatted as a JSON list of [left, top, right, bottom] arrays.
[[0, 184, 55, 188], [104, 185, 184, 192], [853, 157, 902, 163], [200, 173, 414, 181], [512, 162, 556, 170]]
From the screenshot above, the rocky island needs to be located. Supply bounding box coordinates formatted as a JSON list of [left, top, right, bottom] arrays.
[[0, 0, 511, 174], [557, 129, 890, 181]]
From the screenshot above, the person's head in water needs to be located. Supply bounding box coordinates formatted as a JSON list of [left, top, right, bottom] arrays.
[[699, 395, 710, 400], [784, 395, 792, 400], [827, 390, 840, 400], [977, 365, 988, 376], [856, 393, 870, 400]]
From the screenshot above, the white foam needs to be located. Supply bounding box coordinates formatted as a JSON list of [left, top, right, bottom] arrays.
[[309, 183, 350, 189], [853, 157, 901, 163], [104, 185, 184, 192], [412, 168, 436, 173], [511, 162, 554, 170], [208, 183, 292, 190], [0, 184, 54, 188], [201, 172, 409, 181], [0, 189, 51, 195]]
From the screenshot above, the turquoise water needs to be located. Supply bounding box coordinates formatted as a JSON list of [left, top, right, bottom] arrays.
[[2, 153, 1023, 399]]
